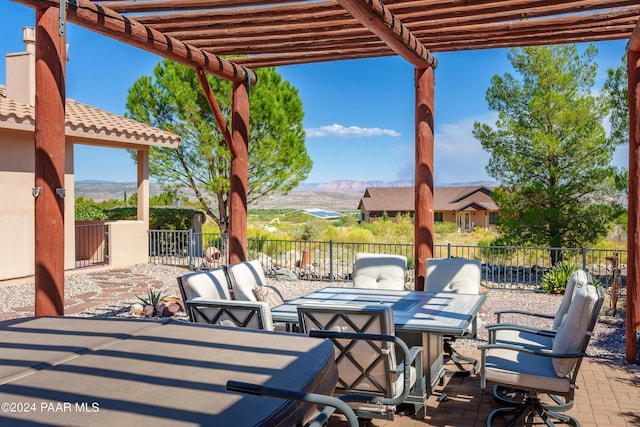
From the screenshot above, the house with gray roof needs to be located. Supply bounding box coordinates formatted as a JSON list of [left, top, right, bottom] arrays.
[[358, 186, 499, 232]]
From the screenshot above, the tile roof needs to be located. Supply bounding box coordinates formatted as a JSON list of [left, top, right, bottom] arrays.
[[358, 186, 498, 212], [0, 85, 180, 148]]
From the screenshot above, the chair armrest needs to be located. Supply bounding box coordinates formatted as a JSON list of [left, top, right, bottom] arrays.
[[495, 309, 555, 323], [486, 323, 556, 343], [226, 380, 358, 427]]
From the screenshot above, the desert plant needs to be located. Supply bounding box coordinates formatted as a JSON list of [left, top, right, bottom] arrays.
[[540, 261, 579, 294], [137, 289, 163, 309]]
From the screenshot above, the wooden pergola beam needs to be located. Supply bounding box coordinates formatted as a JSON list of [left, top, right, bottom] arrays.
[[324, 0, 435, 68], [14, 0, 257, 85], [195, 68, 232, 148], [629, 16, 640, 51]]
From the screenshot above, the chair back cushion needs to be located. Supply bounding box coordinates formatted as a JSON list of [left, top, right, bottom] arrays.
[[177, 268, 231, 301], [226, 260, 268, 301], [353, 253, 407, 290], [297, 304, 397, 397], [552, 284, 601, 377], [425, 258, 481, 294], [552, 269, 588, 330]]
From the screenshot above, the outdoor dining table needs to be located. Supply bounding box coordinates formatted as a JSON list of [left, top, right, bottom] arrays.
[[0, 316, 337, 426], [270, 286, 486, 397]]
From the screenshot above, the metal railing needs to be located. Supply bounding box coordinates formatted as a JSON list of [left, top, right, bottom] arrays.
[[148, 230, 626, 290]]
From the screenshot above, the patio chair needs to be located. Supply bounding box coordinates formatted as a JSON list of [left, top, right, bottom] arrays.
[[186, 299, 274, 330], [488, 268, 589, 348], [297, 303, 426, 423], [480, 283, 604, 426], [424, 257, 482, 376], [352, 253, 407, 290]]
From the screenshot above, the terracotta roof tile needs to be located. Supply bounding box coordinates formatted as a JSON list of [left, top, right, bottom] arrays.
[[0, 85, 180, 148]]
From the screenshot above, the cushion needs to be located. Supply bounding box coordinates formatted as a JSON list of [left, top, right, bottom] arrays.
[[424, 258, 481, 294], [353, 253, 407, 290], [252, 286, 285, 308], [552, 284, 599, 377], [178, 269, 231, 301], [552, 269, 588, 330], [227, 260, 268, 301]]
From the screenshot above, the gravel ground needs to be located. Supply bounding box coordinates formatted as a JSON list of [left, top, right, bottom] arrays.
[[0, 263, 628, 364]]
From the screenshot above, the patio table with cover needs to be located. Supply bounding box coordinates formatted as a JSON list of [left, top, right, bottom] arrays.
[[0, 316, 337, 426], [270, 287, 486, 398]]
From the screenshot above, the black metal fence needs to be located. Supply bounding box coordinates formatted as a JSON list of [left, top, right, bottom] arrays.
[[148, 230, 626, 290]]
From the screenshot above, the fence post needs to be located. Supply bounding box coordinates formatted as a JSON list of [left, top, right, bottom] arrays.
[[447, 243, 451, 258], [582, 248, 587, 272], [329, 240, 334, 281], [189, 229, 195, 270]]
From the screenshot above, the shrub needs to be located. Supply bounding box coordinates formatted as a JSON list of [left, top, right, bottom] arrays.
[[434, 221, 457, 233], [541, 261, 579, 294], [75, 203, 107, 221]]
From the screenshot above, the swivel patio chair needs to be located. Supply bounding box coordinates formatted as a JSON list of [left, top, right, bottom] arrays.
[[352, 253, 407, 290], [424, 257, 482, 376], [177, 267, 232, 305], [297, 303, 426, 423], [480, 283, 604, 427]]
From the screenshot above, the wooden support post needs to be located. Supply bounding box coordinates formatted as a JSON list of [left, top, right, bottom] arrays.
[[627, 49, 640, 364], [414, 66, 435, 291], [228, 80, 249, 264], [34, 6, 66, 316]]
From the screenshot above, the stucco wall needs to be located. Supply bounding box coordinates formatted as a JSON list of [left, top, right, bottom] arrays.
[[0, 129, 75, 281], [107, 221, 149, 268]]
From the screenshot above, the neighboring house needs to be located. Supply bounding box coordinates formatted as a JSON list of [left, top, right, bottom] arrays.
[[358, 186, 500, 231], [0, 28, 180, 282]]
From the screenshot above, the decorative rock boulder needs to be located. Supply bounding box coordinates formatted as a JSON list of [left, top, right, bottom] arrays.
[[275, 268, 298, 282]]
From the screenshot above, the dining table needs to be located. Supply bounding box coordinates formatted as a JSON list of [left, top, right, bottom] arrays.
[[0, 316, 337, 426], [270, 286, 486, 399]]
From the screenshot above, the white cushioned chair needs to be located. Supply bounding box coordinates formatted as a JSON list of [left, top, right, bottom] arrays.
[[353, 253, 407, 290], [297, 303, 426, 422], [424, 257, 482, 376], [480, 283, 604, 426], [177, 266, 274, 330]]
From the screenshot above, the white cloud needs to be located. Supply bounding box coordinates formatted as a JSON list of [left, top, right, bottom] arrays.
[[305, 123, 401, 138], [433, 113, 498, 184]]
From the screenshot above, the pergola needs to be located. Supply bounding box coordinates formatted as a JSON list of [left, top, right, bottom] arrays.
[[11, 0, 640, 364]]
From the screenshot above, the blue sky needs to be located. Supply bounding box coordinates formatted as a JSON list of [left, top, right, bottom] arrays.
[[1, 2, 629, 185]]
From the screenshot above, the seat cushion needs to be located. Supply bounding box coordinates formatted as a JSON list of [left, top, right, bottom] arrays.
[[552, 284, 599, 377]]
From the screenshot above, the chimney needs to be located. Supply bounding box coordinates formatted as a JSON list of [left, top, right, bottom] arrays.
[[5, 27, 37, 106]]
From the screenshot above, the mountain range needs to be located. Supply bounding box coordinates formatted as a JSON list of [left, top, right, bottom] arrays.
[[75, 179, 499, 210]]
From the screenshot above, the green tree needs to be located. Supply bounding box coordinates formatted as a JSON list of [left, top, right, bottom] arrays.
[[473, 45, 623, 261], [125, 60, 312, 233]]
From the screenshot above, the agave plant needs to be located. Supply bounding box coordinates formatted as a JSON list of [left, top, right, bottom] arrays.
[[540, 261, 579, 294], [137, 289, 163, 309]]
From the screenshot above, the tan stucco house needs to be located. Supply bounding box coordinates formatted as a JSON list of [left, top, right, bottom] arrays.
[[0, 28, 181, 282], [358, 186, 499, 231]]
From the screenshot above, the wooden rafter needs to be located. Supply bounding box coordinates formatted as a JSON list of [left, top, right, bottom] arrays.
[[13, 0, 257, 84], [336, 0, 435, 68]]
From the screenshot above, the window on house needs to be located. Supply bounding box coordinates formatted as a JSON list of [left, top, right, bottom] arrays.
[[434, 212, 443, 222], [489, 212, 499, 225]]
